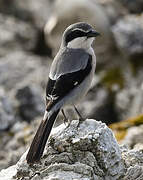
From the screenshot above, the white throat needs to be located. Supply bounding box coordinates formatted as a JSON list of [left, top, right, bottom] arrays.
[[67, 37, 95, 50]]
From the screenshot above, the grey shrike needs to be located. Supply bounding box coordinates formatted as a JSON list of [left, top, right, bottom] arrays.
[[26, 22, 100, 164]]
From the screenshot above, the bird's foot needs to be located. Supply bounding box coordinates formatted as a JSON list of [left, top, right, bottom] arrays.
[[77, 117, 85, 128], [61, 109, 69, 126], [63, 117, 69, 125], [65, 119, 72, 129]]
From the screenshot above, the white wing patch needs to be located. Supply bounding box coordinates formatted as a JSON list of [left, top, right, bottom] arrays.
[[46, 94, 59, 101], [49, 72, 61, 80], [74, 81, 78, 86]]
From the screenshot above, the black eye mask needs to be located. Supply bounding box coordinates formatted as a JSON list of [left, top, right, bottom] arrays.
[[65, 30, 87, 44]]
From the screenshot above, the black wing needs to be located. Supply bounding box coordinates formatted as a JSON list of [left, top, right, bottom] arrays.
[[46, 54, 92, 111]]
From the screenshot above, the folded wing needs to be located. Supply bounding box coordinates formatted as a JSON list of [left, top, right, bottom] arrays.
[[46, 50, 92, 111]]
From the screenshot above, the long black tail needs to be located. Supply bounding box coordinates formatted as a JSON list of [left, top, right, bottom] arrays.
[[26, 109, 60, 164]]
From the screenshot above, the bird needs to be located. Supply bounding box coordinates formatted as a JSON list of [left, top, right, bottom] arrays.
[[26, 22, 100, 164]]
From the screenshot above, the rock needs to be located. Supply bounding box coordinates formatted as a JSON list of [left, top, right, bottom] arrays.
[[14, 0, 53, 28], [0, 50, 51, 126], [109, 114, 143, 142], [0, 119, 125, 179], [0, 165, 17, 180], [97, 0, 127, 25], [80, 86, 118, 124], [15, 85, 44, 122], [122, 147, 143, 179], [121, 125, 143, 149], [0, 0, 53, 29], [0, 51, 50, 90], [112, 14, 143, 60], [0, 14, 37, 56], [115, 88, 135, 120], [112, 14, 143, 120], [1, 119, 143, 180], [0, 120, 29, 171], [128, 85, 143, 118], [115, 80, 143, 121], [119, 0, 143, 14], [0, 88, 15, 131], [44, 0, 115, 65]]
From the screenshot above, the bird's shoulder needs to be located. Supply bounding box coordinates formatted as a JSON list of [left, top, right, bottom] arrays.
[[55, 47, 90, 62], [50, 47, 91, 80]]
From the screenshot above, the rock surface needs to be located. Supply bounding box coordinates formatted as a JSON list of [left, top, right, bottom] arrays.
[[1, 119, 143, 180], [122, 147, 143, 180], [0, 51, 49, 90], [119, 0, 143, 14], [122, 124, 143, 149], [112, 13, 143, 59], [0, 119, 125, 180], [15, 85, 44, 122], [0, 51, 49, 129], [80, 85, 118, 124], [0, 14, 37, 56], [0, 0, 53, 28], [0, 88, 15, 131]]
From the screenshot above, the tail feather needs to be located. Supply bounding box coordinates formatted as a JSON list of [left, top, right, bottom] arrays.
[[26, 109, 60, 164]]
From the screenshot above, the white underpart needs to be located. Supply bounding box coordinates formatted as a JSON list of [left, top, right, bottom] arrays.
[[67, 37, 95, 50]]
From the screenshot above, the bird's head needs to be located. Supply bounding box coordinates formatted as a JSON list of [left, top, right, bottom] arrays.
[[61, 22, 100, 49]]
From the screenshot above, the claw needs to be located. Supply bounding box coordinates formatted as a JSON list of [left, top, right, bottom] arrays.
[[61, 109, 69, 125]]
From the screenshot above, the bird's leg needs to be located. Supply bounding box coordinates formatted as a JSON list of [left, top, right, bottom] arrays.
[[61, 109, 69, 125], [73, 105, 84, 121]]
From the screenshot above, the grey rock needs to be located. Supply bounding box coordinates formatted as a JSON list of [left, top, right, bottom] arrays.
[[122, 148, 143, 180], [119, 0, 143, 14], [0, 119, 125, 179], [122, 125, 143, 149], [1, 120, 143, 180], [14, 0, 53, 28], [0, 0, 54, 29], [0, 88, 15, 131], [97, 0, 127, 25], [0, 50, 51, 127], [0, 14, 37, 56], [115, 88, 135, 120], [15, 85, 44, 122], [124, 165, 143, 180], [115, 77, 143, 120], [112, 14, 143, 59], [80, 86, 118, 124], [0, 120, 29, 171], [0, 51, 50, 90], [0, 165, 17, 180]]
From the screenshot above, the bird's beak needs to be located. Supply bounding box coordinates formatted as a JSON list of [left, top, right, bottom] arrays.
[[87, 30, 100, 38]]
